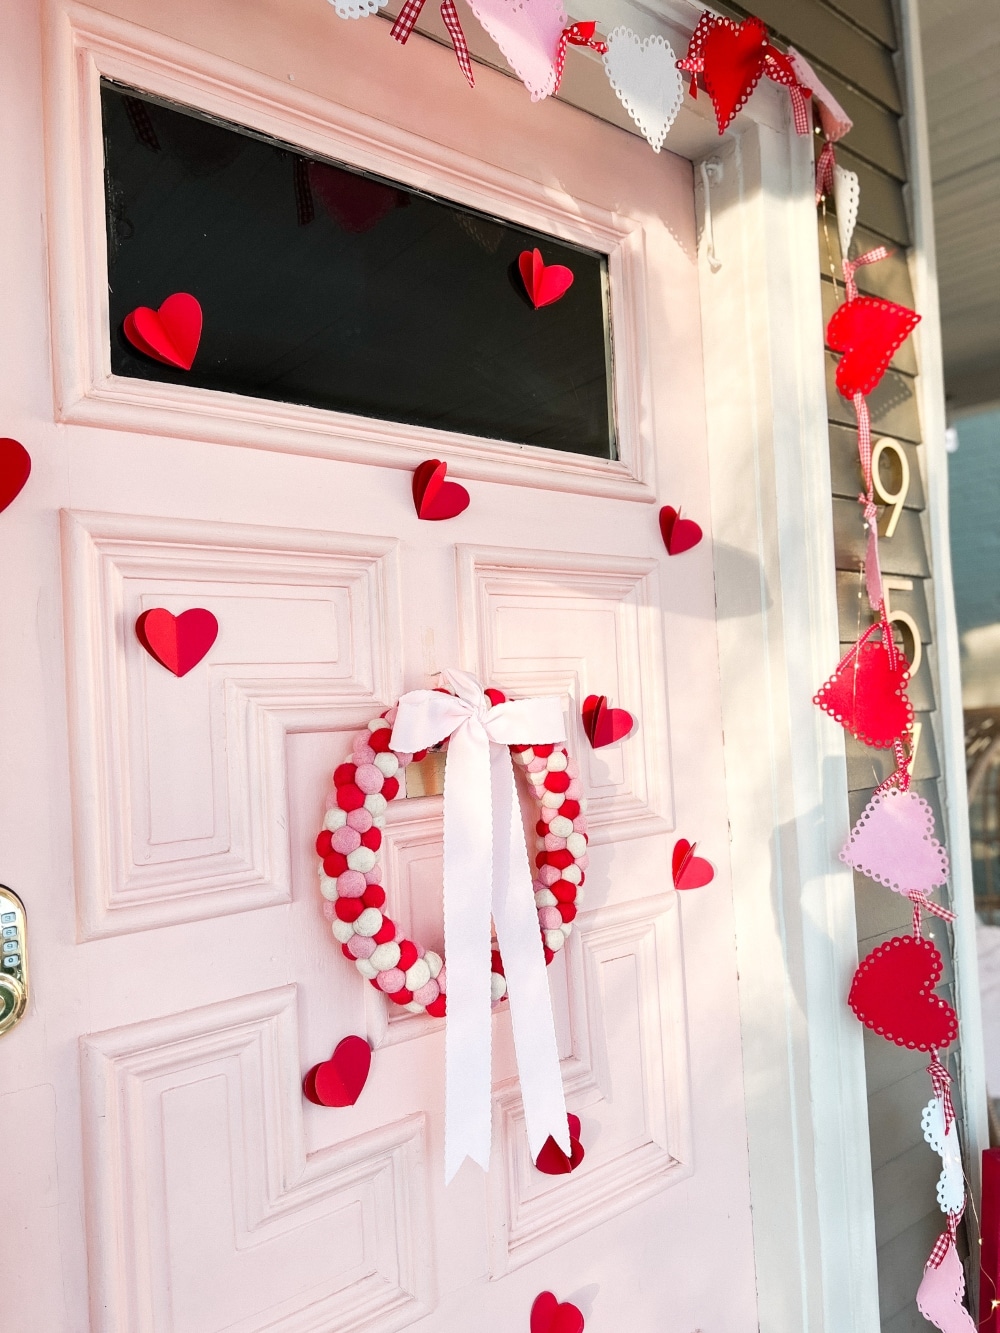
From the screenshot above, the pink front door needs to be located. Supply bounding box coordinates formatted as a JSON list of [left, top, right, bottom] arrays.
[[1, 1, 759, 1328]]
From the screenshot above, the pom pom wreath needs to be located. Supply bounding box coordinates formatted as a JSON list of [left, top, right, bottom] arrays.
[[316, 689, 589, 1016]]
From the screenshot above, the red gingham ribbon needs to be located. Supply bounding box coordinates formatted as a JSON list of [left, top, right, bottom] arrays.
[[676, 14, 811, 133], [843, 245, 891, 301], [927, 1055, 957, 1135], [391, 0, 475, 87], [815, 139, 836, 204], [926, 1205, 964, 1270], [911, 893, 957, 938], [553, 21, 607, 95]]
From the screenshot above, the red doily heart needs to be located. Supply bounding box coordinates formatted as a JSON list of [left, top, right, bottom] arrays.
[[136, 608, 219, 677], [827, 296, 921, 398], [0, 438, 31, 514], [303, 1035, 372, 1106], [412, 459, 471, 521], [849, 936, 958, 1051], [672, 839, 715, 890], [531, 1291, 585, 1333], [813, 631, 912, 749], [582, 694, 635, 748], [702, 16, 769, 134], [535, 1113, 585, 1175], [658, 505, 703, 555], [124, 292, 203, 370], [518, 249, 574, 309]]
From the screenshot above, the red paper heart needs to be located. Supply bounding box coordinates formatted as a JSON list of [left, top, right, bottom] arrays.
[[582, 694, 635, 748], [124, 292, 203, 370], [135, 608, 219, 677], [658, 505, 703, 555], [702, 17, 769, 134], [849, 936, 958, 1051], [813, 631, 913, 749], [531, 1291, 585, 1333], [412, 459, 471, 521], [0, 438, 31, 514], [672, 839, 715, 890], [518, 249, 574, 309], [827, 296, 921, 398], [303, 1035, 372, 1107], [534, 1114, 585, 1175]]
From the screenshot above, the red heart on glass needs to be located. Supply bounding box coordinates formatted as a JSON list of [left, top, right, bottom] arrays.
[[412, 459, 471, 521], [672, 839, 715, 890], [827, 296, 921, 398], [0, 438, 31, 514], [582, 694, 635, 748], [518, 249, 574, 309], [135, 608, 219, 677], [703, 16, 769, 133], [535, 1113, 585, 1175], [124, 292, 203, 370], [658, 505, 703, 555], [813, 631, 913, 749], [531, 1291, 585, 1333], [303, 1035, 372, 1107], [849, 936, 958, 1051]]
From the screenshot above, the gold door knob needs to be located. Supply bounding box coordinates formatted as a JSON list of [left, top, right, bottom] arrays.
[[0, 972, 26, 1036]]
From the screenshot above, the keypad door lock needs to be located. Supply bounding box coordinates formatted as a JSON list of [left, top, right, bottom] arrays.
[[0, 887, 28, 1037]]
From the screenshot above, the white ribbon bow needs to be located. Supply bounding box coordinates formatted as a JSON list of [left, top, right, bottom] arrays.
[[390, 669, 570, 1181]]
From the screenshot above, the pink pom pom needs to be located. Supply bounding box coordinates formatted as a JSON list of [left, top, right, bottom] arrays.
[[413, 979, 440, 1007], [532, 879, 549, 895], [364, 866, 383, 885], [349, 934, 376, 959], [377, 968, 405, 993], [436, 965, 447, 994], [539, 805, 557, 823], [538, 865, 560, 886], [573, 817, 587, 834], [384, 706, 398, 725], [577, 854, 590, 870], [395, 752, 413, 767], [322, 900, 337, 920], [347, 806, 374, 832], [355, 763, 384, 794], [566, 779, 583, 799], [526, 757, 547, 773], [538, 906, 563, 930], [331, 826, 361, 854], [337, 870, 366, 897], [544, 834, 566, 852], [353, 739, 377, 766], [565, 758, 579, 779]]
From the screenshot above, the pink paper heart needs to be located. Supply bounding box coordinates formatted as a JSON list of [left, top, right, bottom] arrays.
[[916, 1241, 975, 1332], [464, 0, 567, 101], [840, 788, 949, 896]]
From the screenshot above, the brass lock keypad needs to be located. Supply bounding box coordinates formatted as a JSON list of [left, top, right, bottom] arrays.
[[0, 887, 28, 1037]]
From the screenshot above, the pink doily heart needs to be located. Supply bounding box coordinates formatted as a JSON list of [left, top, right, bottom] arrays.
[[917, 1240, 976, 1332], [464, 0, 566, 101], [840, 788, 949, 896]]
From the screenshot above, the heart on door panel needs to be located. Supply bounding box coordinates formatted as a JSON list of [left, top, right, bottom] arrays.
[[530, 1291, 585, 1333], [672, 839, 715, 890], [0, 438, 31, 514], [534, 1113, 585, 1174], [303, 1035, 372, 1107], [658, 504, 703, 555], [135, 607, 219, 677], [582, 694, 635, 748], [411, 458, 471, 520], [518, 248, 574, 309], [123, 292, 203, 370]]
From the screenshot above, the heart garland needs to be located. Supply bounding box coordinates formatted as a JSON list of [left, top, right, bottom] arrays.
[[602, 28, 683, 152], [813, 626, 912, 749], [849, 936, 958, 1052], [672, 839, 714, 890], [581, 694, 635, 747], [518, 249, 574, 308], [135, 608, 219, 677], [658, 505, 703, 555], [0, 438, 31, 514], [303, 1035, 373, 1106], [840, 787, 949, 897], [921, 1098, 965, 1215], [463, 0, 567, 101], [412, 458, 471, 520], [917, 1240, 976, 1333], [827, 296, 922, 398], [530, 1291, 585, 1333], [123, 292, 203, 370]]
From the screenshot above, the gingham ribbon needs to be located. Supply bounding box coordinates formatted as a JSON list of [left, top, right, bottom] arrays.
[[928, 1056, 957, 1135], [390, 0, 475, 87], [926, 1204, 964, 1270], [843, 245, 891, 301], [763, 45, 812, 135], [553, 21, 607, 95], [815, 139, 836, 204], [677, 13, 811, 134], [911, 893, 957, 938]]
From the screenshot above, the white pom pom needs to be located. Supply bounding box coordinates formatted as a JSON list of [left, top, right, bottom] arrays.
[[566, 832, 588, 859], [347, 846, 377, 873], [541, 791, 563, 808], [371, 942, 401, 971], [561, 864, 582, 885], [354, 907, 383, 937], [491, 972, 508, 1001], [546, 751, 568, 772], [425, 950, 443, 979], [372, 813, 387, 829], [544, 929, 565, 952], [560, 923, 573, 938], [549, 815, 573, 837], [518, 748, 535, 765], [368, 718, 391, 733], [355, 958, 378, 979], [364, 793, 388, 816], [323, 807, 348, 831], [404, 1000, 425, 1013], [374, 752, 399, 777], [319, 874, 339, 900], [405, 959, 431, 991], [331, 919, 354, 943], [534, 888, 558, 907], [578, 797, 589, 812]]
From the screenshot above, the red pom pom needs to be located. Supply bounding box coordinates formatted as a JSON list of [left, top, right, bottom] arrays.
[[336, 898, 364, 923], [382, 777, 400, 802], [491, 948, 505, 977], [323, 851, 349, 878], [558, 902, 577, 923], [559, 800, 581, 821], [552, 879, 576, 902], [336, 783, 365, 811], [543, 945, 554, 963], [389, 987, 413, 1005], [363, 884, 386, 908], [536, 819, 548, 837], [316, 830, 333, 857], [334, 762, 357, 787], [374, 916, 396, 944], [545, 849, 574, 870], [369, 728, 391, 753], [511, 744, 530, 753], [412, 749, 428, 763], [484, 688, 506, 706], [427, 995, 447, 1017], [341, 943, 354, 959], [544, 770, 571, 793], [533, 744, 555, 758], [361, 827, 382, 851], [397, 940, 418, 972]]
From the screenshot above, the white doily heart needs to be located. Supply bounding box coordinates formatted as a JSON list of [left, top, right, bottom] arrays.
[[603, 28, 683, 153], [921, 1098, 966, 1216], [326, 0, 388, 18], [464, 0, 566, 101], [833, 163, 860, 260]]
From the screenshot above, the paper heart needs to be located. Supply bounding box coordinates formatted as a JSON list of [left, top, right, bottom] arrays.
[[535, 1113, 585, 1175], [702, 16, 769, 134], [917, 1240, 976, 1333], [412, 459, 471, 520], [658, 505, 703, 555], [827, 296, 921, 398], [840, 788, 949, 896], [530, 1291, 585, 1333], [813, 631, 913, 749], [602, 28, 683, 152], [135, 608, 219, 677], [464, 0, 567, 101], [123, 292, 203, 370], [921, 1098, 966, 1215], [0, 438, 31, 514], [582, 694, 635, 747], [833, 164, 860, 259], [672, 839, 715, 890], [518, 249, 574, 309], [303, 1035, 372, 1107], [849, 936, 958, 1051]]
